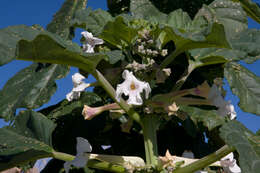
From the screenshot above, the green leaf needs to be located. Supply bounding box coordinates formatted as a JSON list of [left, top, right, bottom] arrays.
[[0, 25, 41, 66], [72, 8, 114, 35], [232, 0, 260, 24], [160, 22, 230, 68], [100, 17, 138, 49], [0, 63, 69, 121], [230, 29, 260, 64], [196, 0, 248, 40], [220, 121, 260, 173], [0, 110, 55, 171], [40, 92, 102, 120], [189, 48, 244, 66], [180, 106, 226, 130], [104, 50, 125, 64], [130, 0, 167, 23], [46, 0, 87, 39], [16, 33, 104, 72], [224, 62, 260, 115]]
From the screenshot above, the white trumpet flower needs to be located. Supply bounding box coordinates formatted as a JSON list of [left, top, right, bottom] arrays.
[[116, 70, 151, 105], [220, 153, 241, 173], [64, 137, 92, 173], [81, 31, 103, 53], [208, 84, 237, 120], [66, 73, 90, 101]]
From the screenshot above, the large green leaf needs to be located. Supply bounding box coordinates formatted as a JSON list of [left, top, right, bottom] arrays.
[[0, 25, 41, 66], [130, 0, 167, 23], [16, 33, 104, 72], [224, 62, 260, 115], [0, 63, 69, 121], [46, 0, 87, 39], [230, 29, 260, 63], [72, 8, 113, 35], [232, 0, 260, 24], [220, 121, 260, 173], [196, 0, 248, 40], [0, 110, 55, 171], [180, 106, 226, 131], [160, 22, 230, 68], [100, 17, 138, 49]]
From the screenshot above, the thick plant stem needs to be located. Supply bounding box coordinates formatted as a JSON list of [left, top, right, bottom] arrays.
[[92, 70, 143, 126], [142, 115, 159, 166], [52, 151, 125, 173], [173, 145, 235, 173]]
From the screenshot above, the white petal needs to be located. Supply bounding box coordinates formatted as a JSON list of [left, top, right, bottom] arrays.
[[221, 153, 234, 161], [33, 157, 52, 172], [73, 83, 90, 92], [101, 145, 111, 150], [93, 37, 104, 45], [76, 137, 92, 153], [72, 73, 85, 85], [64, 161, 71, 173], [229, 161, 241, 173], [66, 91, 74, 101], [81, 31, 93, 39], [84, 44, 95, 53], [71, 154, 87, 168], [144, 83, 151, 99]]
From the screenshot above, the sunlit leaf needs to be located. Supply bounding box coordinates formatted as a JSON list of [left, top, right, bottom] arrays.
[[224, 62, 260, 115]]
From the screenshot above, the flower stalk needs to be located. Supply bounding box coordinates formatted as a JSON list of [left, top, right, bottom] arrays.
[[142, 115, 159, 166], [172, 145, 235, 173]]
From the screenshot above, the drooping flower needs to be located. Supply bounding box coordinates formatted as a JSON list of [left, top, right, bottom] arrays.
[[220, 153, 241, 173], [66, 73, 90, 101], [208, 84, 237, 120], [64, 137, 92, 173], [116, 70, 151, 105], [81, 31, 104, 53], [82, 103, 120, 120]]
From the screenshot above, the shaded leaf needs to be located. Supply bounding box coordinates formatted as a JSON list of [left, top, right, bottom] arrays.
[[180, 106, 226, 131], [0, 25, 41, 66], [220, 121, 260, 173], [0, 63, 69, 121], [0, 110, 55, 171], [225, 62, 260, 115], [104, 50, 125, 64], [46, 0, 87, 39], [72, 8, 113, 35], [16, 33, 104, 73], [41, 92, 102, 120], [100, 17, 137, 49]]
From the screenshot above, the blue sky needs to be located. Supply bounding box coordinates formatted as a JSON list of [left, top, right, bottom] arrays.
[[0, 0, 259, 133]]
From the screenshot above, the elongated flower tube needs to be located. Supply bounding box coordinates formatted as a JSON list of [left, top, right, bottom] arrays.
[[82, 103, 120, 120], [208, 84, 237, 120], [66, 73, 90, 101], [81, 31, 104, 53], [116, 70, 151, 105], [64, 137, 92, 173]]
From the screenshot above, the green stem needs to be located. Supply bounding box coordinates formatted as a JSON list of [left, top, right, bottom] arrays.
[[92, 70, 143, 126], [142, 115, 159, 166], [52, 151, 125, 173], [160, 49, 181, 69], [173, 145, 235, 173]]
